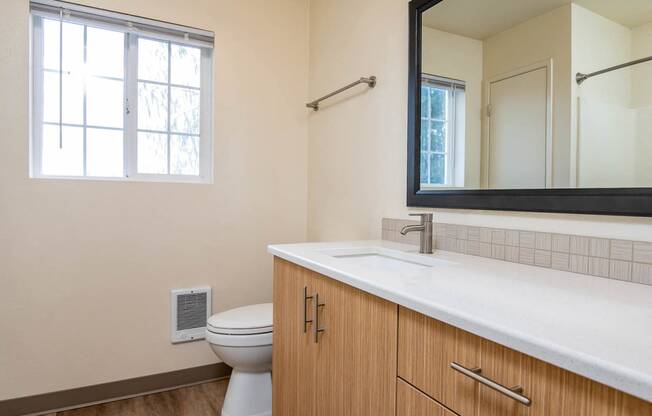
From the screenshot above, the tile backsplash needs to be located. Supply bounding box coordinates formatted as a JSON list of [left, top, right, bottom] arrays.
[[382, 218, 652, 286]]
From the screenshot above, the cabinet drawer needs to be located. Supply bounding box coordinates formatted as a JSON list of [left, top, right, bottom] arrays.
[[478, 339, 652, 416], [397, 379, 456, 416], [398, 307, 652, 416], [398, 306, 480, 415]]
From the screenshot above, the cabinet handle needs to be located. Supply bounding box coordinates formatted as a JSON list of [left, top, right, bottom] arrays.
[[450, 362, 531, 407], [313, 293, 326, 343], [303, 287, 313, 333]]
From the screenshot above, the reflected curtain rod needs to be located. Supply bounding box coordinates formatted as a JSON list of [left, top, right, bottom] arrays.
[[576, 55, 652, 85], [306, 76, 377, 111]]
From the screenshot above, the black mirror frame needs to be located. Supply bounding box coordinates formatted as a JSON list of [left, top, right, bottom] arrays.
[[407, 0, 652, 217]]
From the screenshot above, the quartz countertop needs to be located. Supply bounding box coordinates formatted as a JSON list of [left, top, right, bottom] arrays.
[[268, 240, 652, 402]]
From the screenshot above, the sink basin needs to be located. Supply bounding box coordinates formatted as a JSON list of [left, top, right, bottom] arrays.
[[317, 246, 448, 274]]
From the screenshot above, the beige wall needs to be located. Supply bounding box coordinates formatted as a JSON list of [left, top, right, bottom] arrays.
[[5, 0, 652, 403], [483, 5, 572, 188], [0, 0, 309, 400], [421, 27, 483, 188], [307, 0, 652, 243], [307, 0, 408, 241]]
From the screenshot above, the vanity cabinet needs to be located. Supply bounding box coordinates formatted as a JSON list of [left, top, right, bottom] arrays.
[[272, 258, 397, 416], [273, 258, 652, 416]]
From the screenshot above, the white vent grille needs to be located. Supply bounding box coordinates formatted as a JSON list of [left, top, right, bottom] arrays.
[[170, 287, 211, 343]]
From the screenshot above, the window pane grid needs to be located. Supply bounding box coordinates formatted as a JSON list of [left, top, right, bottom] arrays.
[[39, 18, 126, 178], [420, 73, 465, 187], [420, 84, 450, 185], [82, 24, 87, 176], [43, 121, 123, 131], [136, 78, 201, 91], [136, 38, 201, 176], [167, 40, 172, 175], [33, 14, 210, 182], [138, 128, 200, 137], [44, 68, 124, 83]]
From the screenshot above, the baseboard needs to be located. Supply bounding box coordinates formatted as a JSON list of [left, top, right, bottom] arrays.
[[0, 362, 231, 416]]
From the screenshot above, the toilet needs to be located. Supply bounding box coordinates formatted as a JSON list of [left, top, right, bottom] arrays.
[[205, 303, 273, 416]]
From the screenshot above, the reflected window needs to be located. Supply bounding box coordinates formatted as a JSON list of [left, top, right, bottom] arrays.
[[420, 75, 465, 187]]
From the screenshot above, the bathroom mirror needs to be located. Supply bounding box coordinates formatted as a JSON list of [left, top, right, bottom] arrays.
[[407, 0, 652, 216]]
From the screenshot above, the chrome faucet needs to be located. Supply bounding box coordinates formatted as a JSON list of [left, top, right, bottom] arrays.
[[400, 213, 434, 254]]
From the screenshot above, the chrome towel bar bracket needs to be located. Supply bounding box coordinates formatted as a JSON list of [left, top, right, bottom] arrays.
[[306, 76, 377, 111]]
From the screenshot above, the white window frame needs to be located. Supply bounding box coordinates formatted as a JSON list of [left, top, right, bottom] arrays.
[[420, 74, 465, 188], [29, 3, 214, 184]]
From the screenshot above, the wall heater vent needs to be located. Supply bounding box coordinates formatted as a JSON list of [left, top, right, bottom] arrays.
[[170, 287, 211, 343]]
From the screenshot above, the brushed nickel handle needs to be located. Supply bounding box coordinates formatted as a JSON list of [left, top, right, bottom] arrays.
[[313, 293, 326, 343], [303, 286, 313, 333], [450, 362, 531, 407]]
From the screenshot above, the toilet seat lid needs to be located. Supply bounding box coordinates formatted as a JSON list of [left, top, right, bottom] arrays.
[[207, 303, 273, 335]]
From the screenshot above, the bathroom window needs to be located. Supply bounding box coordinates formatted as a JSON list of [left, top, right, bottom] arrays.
[[420, 75, 465, 187], [30, 1, 214, 182]]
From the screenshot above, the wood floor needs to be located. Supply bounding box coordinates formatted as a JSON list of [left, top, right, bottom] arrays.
[[44, 379, 228, 416]]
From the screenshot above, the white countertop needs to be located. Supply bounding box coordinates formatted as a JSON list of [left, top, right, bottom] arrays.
[[268, 240, 652, 403]]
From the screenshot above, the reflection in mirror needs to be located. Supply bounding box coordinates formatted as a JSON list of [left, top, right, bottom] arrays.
[[419, 0, 652, 190]]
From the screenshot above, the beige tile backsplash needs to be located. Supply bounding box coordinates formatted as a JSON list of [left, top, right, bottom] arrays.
[[382, 218, 652, 286]]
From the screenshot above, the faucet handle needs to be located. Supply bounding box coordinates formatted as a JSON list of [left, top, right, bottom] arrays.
[[409, 213, 433, 223]]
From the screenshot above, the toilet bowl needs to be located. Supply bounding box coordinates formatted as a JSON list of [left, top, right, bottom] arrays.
[[206, 303, 273, 416]]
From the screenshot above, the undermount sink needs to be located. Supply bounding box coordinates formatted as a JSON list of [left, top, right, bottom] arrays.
[[317, 246, 448, 274]]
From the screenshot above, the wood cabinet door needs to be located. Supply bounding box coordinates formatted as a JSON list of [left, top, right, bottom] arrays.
[[398, 307, 480, 416], [476, 340, 529, 416], [397, 379, 458, 416], [272, 258, 317, 416], [313, 271, 398, 416]]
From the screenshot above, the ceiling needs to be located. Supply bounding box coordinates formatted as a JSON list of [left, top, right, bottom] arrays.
[[574, 0, 652, 28], [421, 0, 571, 40], [422, 0, 652, 40]]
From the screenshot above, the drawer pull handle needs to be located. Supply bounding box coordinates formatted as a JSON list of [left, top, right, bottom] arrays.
[[303, 287, 313, 333], [313, 293, 326, 343], [450, 362, 531, 407]]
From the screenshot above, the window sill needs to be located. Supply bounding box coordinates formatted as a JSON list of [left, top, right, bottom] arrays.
[[420, 184, 465, 190], [30, 174, 213, 185]]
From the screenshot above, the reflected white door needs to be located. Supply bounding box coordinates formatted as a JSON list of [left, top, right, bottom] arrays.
[[488, 67, 548, 189]]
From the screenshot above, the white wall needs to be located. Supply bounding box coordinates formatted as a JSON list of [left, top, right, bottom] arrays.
[[0, 0, 309, 400], [483, 5, 572, 188], [572, 4, 636, 188], [631, 22, 652, 109], [572, 5, 632, 106], [634, 107, 652, 186], [421, 27, 483, 188], [307, 0, 652, 243], [631, 23, 652, 186], [579, 99, 636, 187]]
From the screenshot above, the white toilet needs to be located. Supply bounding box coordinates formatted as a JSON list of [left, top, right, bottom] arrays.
[[206, 303, 273, 416]]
